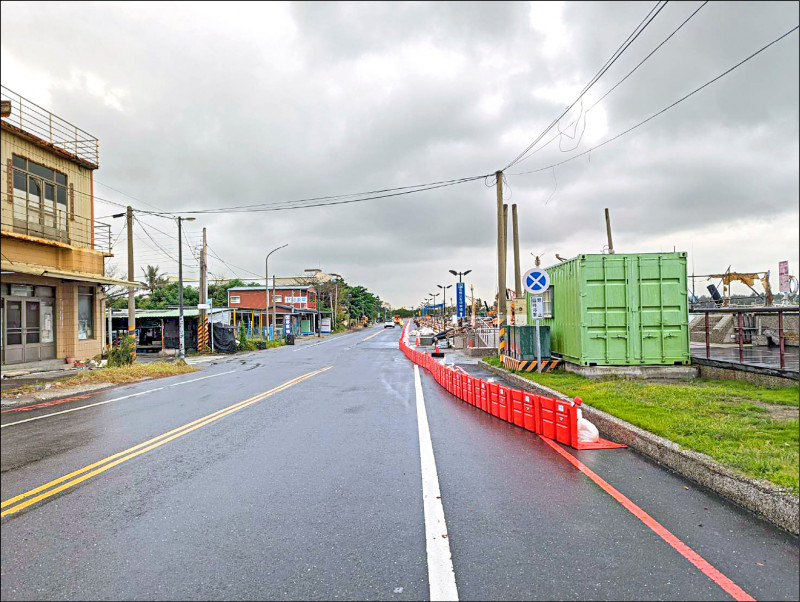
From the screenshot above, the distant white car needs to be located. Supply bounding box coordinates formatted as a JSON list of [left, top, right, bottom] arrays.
[[384, 320, 395, 328]]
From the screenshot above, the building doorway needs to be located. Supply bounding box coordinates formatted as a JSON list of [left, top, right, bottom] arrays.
[[2, 288, 56, 365]]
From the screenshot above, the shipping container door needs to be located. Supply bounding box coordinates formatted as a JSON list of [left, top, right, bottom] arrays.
[[583, 256, 633, 364], [638, 255, 688, 364]]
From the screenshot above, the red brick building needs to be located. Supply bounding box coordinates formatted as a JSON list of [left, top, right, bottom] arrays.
[[227, 285, 321, 336]]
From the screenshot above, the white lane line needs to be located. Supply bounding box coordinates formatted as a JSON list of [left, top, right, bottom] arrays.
[[414, 365, 459, 601], [1, 369, 238, 428]]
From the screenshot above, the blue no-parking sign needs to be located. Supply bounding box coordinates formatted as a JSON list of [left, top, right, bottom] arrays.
[[523, 268, 550, 295]]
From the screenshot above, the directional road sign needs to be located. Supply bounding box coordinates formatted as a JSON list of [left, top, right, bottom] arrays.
[[523, 268, 550, 294]]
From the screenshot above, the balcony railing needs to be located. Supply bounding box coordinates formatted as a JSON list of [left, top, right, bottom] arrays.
[[1, 86, 99, 167], [2, 192, 111, 254]]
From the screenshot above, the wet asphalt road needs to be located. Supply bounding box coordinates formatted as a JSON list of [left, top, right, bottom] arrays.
[[1, 325, 798, 601]]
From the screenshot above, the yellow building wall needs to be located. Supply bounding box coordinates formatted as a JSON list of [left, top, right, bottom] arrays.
[[2, 127, 95, 247], [1, 235, 105, 275]]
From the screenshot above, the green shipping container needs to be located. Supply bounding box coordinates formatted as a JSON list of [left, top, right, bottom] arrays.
[[532, 253, 690, 366]]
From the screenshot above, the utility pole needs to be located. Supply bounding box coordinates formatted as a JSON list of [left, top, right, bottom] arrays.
[[512, 204, 521, 296], [503, 202, 508, 318], [126, 205, 135, 342], [199, 227, 208, 350], [496, 171, 505, 324], [605, 208, 615, 254]]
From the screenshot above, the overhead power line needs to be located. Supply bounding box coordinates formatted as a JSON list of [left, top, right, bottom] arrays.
[[514, 0, 709, 166], [509, 24, 800, 177], [502, 0, 669, 171]]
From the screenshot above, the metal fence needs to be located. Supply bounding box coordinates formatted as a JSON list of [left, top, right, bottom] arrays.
[[2, 191, 111, 253], [693, 306, 799, 370], [465, 327, 499, 349], [2, 86, 99, 167]]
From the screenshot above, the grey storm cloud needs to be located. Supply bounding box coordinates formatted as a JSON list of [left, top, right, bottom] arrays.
[[1, 1, 797, 307]]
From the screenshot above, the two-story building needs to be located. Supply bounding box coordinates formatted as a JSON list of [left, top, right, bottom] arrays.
[[1, 87, 137, 366], [227, 283, 323, 336]]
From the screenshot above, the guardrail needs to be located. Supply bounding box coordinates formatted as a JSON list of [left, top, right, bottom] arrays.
[[1, 86, 99, 167], [696, 306, 799, 369], [1, 192, 111, 253]]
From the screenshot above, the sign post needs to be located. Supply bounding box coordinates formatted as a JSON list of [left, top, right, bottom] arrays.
[[523, 268, 550, 373], [456, 282, 465, 320]]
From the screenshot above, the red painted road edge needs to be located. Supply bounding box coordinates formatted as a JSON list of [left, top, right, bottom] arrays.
[[541, 437, 755, 602]]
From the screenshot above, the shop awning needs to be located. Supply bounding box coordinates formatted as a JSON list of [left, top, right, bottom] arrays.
[[1, 261, 142, 288]]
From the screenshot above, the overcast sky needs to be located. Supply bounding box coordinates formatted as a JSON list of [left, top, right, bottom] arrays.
[[2, 1, 798, 308]]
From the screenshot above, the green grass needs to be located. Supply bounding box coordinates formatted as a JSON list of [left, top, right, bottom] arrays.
[[485, 356, 800, 492]]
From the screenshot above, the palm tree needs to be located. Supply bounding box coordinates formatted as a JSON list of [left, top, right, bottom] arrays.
[[141, 265, 168, 292]]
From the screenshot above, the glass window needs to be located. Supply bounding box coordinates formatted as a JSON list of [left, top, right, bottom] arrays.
[[274, 295, 282, 303], [12, 155, 26, 169], [542, 288, 554, 318], [13, 169, 26, 194], [29, 162, 54, 181], [56, 186, 67, 207], [55, 173, 67, 186], [230, 296, 240, 304], [10, 285, 33, 297], [78, 287, 94, 340], [26, 301, 40, 343], [6, 300, 22, 345], [34, 286, 54, 297]]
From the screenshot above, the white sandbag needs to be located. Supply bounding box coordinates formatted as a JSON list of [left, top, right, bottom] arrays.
[[577, 408, 599, 443]]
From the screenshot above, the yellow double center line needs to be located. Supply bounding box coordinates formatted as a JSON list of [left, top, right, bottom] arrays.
[[1, 366, 331, 518]]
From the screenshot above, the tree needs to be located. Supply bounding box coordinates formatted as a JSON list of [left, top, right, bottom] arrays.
[[141, 265, 169, 292]]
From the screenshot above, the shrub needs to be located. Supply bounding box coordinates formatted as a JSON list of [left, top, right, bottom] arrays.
[[108, 335, 136, 367], [237, 322, 257, 352]]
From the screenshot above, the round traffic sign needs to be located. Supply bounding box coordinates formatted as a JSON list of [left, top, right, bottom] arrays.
[[523, 268, 550, 294]]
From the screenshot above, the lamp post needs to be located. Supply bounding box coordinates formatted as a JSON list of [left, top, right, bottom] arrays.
[[437, 284, 452, 328], [266, 244, 288, 340], [449, 269, 471, 326], [177, 216, 196, 359], [429, 292, 440, 327]]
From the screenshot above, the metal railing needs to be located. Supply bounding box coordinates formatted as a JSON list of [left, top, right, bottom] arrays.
[[2, 192, 111, 253], [1, 86, 99, 167], [695, 306, 799, 370]]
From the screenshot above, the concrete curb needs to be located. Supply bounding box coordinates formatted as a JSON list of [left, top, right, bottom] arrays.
[[479, 359, 800, 535]]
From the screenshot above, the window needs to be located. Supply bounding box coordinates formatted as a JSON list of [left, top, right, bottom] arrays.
[[274, 295, 283, 303], [542, 288, 553, 318], [11, 154, 68, 235], [78, 286, 94, 340], [230, 296, 241, 304]]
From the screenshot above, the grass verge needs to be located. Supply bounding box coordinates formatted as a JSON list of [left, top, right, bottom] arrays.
[[485, 356, 799, 492], [1, 361, 198, 398]]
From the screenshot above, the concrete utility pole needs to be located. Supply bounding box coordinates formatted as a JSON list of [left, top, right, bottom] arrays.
[[199, 227, 207, 349], [605, 207, 615, 254], [512, 204, 521, 296], [503, 202, 508, 317], [126, 205, 135, 340], [495, 171, 504, 323]]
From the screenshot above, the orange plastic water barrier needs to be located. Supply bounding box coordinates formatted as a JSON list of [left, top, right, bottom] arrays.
[[398, 325, 586, 449]]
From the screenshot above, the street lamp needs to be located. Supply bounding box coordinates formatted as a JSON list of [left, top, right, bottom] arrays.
[[449, 269, 471, 325], [437, 284, 452, 326], [429, 292, 439, 318], [177, 216, 196, 359], [266, 244, 288, 340]]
